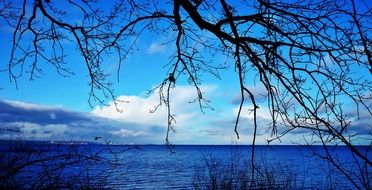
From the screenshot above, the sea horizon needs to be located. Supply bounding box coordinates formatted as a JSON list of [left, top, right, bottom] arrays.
[[1, 139, 370, 147]]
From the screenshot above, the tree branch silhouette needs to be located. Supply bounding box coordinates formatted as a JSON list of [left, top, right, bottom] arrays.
[[1, 0, 371, 188]]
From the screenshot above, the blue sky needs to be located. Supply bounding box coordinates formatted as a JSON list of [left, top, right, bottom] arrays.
[[0, 13, 245, 144], [0, 0, 370, 145], [0, 34, 290, 144]]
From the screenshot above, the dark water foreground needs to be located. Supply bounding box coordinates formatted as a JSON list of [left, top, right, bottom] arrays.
[[0, 141, 370, 189]]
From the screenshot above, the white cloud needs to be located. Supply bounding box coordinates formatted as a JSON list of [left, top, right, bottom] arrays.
[[90, 84, 303, 144], [92, 85, 216, 128], [1, 122, 68, 139], [230, 84, 269, 105], [110, 129, 147, 137], [146, 42, 166, 54], [232, 105, 273, 121], [3, 99, 62, 110]]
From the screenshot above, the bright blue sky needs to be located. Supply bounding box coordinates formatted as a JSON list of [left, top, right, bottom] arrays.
[[0, 0, 370, 145], [0, 5, 244, 144]]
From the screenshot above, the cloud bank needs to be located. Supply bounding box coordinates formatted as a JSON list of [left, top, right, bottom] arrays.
[[1, 85, 370, 145], [0, 99, 164, 144], [0, 85, 234, 144]]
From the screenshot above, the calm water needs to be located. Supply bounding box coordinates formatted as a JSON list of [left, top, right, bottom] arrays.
[[0, 142, 370, 189]]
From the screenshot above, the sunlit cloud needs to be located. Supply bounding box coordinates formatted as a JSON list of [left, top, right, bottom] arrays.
[[110, 129, 148, 137], [91, 85, 217, 128]]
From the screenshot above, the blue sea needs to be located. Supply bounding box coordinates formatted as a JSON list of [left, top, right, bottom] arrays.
[[0, 142, 370, 189]]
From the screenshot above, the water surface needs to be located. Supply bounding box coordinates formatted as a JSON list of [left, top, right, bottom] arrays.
[[0, 142, 370, 189]]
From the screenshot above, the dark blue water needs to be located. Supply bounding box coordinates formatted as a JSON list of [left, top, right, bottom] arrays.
[[0, 142, 370, 189]]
